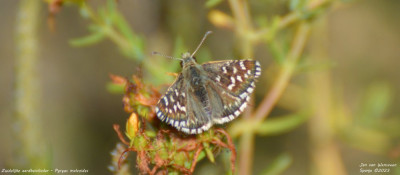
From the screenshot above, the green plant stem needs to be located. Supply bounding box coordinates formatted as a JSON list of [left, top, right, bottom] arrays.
[[253, 22, 311, 122], [81, 2, 132, 53], [255, 0, 332, 39], [307, 19, 347, 175], [80, 2, 161, 78], [238, 131, 254, 175], [14, 0, 49, 168], [228, 0, 254, 59], [235, 23, 310, 175], [227, 1, 258, 175]]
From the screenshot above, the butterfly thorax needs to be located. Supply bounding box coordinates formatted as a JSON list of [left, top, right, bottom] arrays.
[[179, 53, 212, 117], [182, 62, 207, 88]]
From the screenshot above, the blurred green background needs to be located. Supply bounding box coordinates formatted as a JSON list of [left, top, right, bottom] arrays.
[[1, 0, 400, 174]]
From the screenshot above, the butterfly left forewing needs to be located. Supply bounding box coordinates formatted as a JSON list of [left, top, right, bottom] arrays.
[[156, 74, 189, 130], [156, 70, 216, 134]]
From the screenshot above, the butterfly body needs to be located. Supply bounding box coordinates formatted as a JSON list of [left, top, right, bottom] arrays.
[[155, 52, 261, 134]]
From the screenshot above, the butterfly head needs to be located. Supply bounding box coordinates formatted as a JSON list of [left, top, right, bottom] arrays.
[[180, 52, 197, 68]]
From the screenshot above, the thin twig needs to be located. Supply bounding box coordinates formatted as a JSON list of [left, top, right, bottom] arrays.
[[253, 22, 311, 122], [255, 0, 332, 38], [190, 145, 204, 173], [113, 124, 130, 145]]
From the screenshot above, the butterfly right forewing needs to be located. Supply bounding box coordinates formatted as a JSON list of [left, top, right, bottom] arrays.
[[202, 60, 261, 124]]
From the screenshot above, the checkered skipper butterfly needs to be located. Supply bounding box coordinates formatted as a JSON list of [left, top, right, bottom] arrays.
[[154, 31, 261, 134]]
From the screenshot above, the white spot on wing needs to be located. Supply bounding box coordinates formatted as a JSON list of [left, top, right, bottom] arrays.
[[163, 97, 168, 106], [240, 61, 246, 70], [222, 67, 227, 74], [240, 92, 248, 99], [222, 117, 229, 123], [239, 102, 247, 112], [247, 87, 254, 93], [255, 61, 261, 67], [233, 67, 237, 74], [216, 75, 221, 82], [228, 76, 236, 90], [237, 75, 243, 82], [255, 61, 261, 77], [182, 128, 190, 133], [202, 122, 212, 131], [175, 89, 179, 96], [180, 121, 186, 127]]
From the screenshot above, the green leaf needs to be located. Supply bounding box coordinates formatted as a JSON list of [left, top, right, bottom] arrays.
[[69, 31, 105, 47], [113, 10, 136, 43], [203, 142, 215, 163], [111, 3, 145, 61], [205, 0, 223, 8], [341, 125, 391, 154], [289, 0, 307, 11], [260, 153, 292, 175], [106, 82, 124, 94], [196, 151, 206, 162], [264, 16, 280, 42], [359, 83, 392, 124], [79, 3, 90, 19], [256, 112, 310, 136]]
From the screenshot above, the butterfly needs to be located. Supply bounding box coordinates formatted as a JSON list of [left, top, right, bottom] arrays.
[[154, 31, 261, 134]]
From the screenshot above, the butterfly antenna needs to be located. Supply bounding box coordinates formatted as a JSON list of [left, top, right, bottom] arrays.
[[191, 31, 212, 57], [152, 51, 183, 61]]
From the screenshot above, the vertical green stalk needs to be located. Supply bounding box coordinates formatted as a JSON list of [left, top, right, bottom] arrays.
[[227, 1, 257, 175], [307, 20, 347, 175], [238, 131, 254, 175], [228, 0, 254, 59], [15, 0, 49, 168]]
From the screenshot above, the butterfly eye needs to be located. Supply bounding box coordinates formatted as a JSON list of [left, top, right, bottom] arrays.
[[192, 56, 197, 62], [180, 60, 184, 67]]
